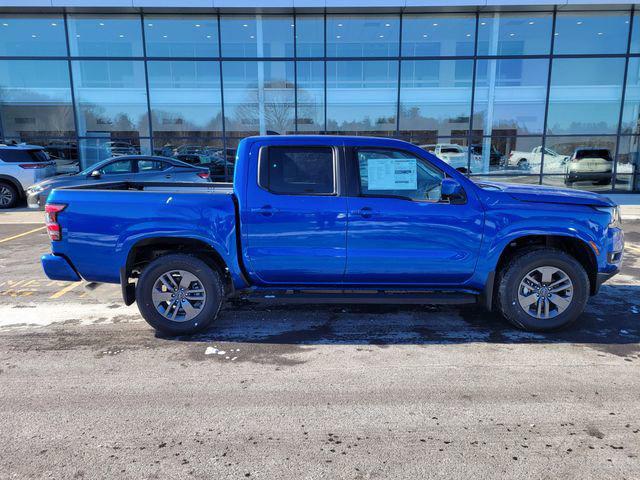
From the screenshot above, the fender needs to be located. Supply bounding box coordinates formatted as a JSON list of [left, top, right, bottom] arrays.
[[0, 174, 23, 197]]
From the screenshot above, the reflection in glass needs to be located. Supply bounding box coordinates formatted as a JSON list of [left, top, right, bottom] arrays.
[[554, 11, 629, 55], [471, 175, 540, 186], [473, 58, 548, 136], [477, 12, 552, 55], [471, 136, 545, 175], [222, 61, 295, 142], [621, 58, 640, 135], [0, 60, 75, 139], [326, 15, 400, 57], [418, 138, 470, 173], [67, 15, 143, 57], [613, 136, 639, 191], [144, 16, 218, 57], [296, 61, 324, 133], [78, 138, 150, 169], [148, 61, 222, 137], [547, 58, 624, 135], [220, 16, 294, 57], [151, 138, 228, 180], [296, 16, 324, 57], [71, 61, 149, 137], [399, 60, 472, 143], [0, 15, 67, 56], [402, 15, 475, 57], [326, 61, 398, 135]]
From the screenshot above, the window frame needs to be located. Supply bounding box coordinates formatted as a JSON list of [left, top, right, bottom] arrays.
[[257, 145, 339, 197], [350, 146, 458, 204]]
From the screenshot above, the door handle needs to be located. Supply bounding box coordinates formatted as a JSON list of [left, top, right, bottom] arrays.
[[251, 205, 279, 216], [164, 175, 172, 179], [351, 207, 377, 218]]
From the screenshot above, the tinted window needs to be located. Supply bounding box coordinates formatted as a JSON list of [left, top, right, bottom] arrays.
[[554, 11, 629, 55], [402, 14, 475, 57], [477, 13, 552, 55], [220, 16, 294, 57], [100, 160, 133, 174], [326, 15, 400, 57], [0, 15, 67, 56], [575, 149, 612, 160], [0, 149, 49, 163], [144, 15, 219, 57], [138, 160, 167, 171], [357, 149, 443, 201], [67, 15, 143, 57], [261, 146, 334, 195]]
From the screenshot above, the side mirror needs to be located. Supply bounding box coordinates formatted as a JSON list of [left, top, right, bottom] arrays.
[[441, 178, 462, 198], [90, 170, 101, 179]]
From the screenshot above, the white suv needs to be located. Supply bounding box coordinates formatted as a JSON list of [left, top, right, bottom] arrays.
[[0, 144, 57, 209]]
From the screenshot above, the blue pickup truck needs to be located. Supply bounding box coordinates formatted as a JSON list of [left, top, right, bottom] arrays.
[[41, 135, 624, 334]]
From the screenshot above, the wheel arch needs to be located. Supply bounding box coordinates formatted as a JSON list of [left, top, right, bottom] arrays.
[[0, 174, 23, 198]]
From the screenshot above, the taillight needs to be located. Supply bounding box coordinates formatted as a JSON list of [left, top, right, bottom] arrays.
[[45, 203, 66, 241], [197, 171, 210, 179], [19, 163, 51, 169]]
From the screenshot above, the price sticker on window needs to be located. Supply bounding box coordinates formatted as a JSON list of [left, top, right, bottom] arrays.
[[367, 158, 417, 190]]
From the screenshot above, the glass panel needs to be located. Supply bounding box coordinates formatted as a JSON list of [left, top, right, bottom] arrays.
[[471, 175, 541, 186], [357, 148, 444, 201], [99, 159, 134, 174], [473, 58, 548, 136], [0, 60, 75, 140], [220, 15, 294, 57], [401, 14, 475, 57], [151, 137, 228, 180], [547, 58, 624, 135], [262, 146, 335, 195], [417, 137, 470, 173], [542, 136, 615, 190], [468, 136, 544, 175], [326, 15, 400, 57], [613, 136, 639, 191], [0, 15, 67, 56], [621, 58, 640, 135], [144, 15, 218, 57], [67, 15, 143, 57], [477, 12, 552, 55], [147, 61, 222, 137], [399, 59, 472, 141], [78, 138, 150, 170], [296, 61, 324, 133], [72, 60, 149, 137], [326, 60, 398, 135], [222, 61, 295, 142], [296, 16, 324, 57], [554, 11, 630, 55], [631, 13, 640, 53]]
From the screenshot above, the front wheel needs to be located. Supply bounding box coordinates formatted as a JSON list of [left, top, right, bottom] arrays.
[[496, 248, 589, 331], [136, 254, 224, 335], [0, 182, 18, 209]]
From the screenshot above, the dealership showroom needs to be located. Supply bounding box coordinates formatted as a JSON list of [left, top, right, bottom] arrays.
[[1, 0, 640, 192]]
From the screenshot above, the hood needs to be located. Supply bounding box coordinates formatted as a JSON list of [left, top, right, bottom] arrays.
[[32, 173, 81, 191], [476, 181, 616, 207]]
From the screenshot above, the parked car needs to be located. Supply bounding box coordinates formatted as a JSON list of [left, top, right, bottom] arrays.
[[0, 144, 57, 209], [176, 151, 228, 178], [470, 144, 502, 166], [41, 135, 624, 335], [26, 155, 211, 209], [565, 148, 613, 186], [505, 146, 569, 172], [420, 143, 480, 173], [45, 140, 80, 174]]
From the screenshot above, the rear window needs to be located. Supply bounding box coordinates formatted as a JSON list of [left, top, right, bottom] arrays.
[[440, 147, 460, 154], [260, 146, 335, 195], [575, 149, 611, 160], [0, 148, 49, 163]]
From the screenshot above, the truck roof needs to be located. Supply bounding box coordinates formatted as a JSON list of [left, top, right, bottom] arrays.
[[242, 134, 415, 148]]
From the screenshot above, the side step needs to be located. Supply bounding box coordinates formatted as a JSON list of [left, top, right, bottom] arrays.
[[240, 290, 478, 305]]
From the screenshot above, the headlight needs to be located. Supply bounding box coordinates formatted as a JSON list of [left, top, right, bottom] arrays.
[[27, 185, 44, 194], [595, 206, 622, 228]]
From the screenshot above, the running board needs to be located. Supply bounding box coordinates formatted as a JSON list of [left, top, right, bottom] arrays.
[[240, 290, 478, 305]]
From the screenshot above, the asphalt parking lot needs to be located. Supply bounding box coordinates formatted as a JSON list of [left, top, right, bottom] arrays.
[[1, 213, 639, 479]]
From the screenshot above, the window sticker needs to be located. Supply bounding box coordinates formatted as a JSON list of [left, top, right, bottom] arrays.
[[367, 158, 417, 190]]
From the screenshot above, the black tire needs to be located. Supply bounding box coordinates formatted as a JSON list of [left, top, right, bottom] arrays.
[[136, 253, 224, 335], [0, 181, 18, 209], [517, 159, 529, 170], [496, 248, 589, 332]]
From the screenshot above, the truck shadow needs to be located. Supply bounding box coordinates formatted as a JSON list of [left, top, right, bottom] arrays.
[[169, 284, 640, 350]]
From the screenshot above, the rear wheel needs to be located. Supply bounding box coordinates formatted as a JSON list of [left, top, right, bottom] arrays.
[[136, 254, 224, 335], [496, 248, 589, 331], [517, 158, 529, 170], [0, 182, 18, 209]]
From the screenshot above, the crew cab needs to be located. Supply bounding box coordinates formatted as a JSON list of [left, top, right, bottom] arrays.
[[41, 136, 624, 335]]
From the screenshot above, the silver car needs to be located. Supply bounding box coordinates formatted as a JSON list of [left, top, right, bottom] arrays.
[[27, 155, 211, 209], [0, 144, 57, 209]]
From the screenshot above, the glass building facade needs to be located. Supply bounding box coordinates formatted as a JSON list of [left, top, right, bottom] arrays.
[[0, 9, 638, 191]]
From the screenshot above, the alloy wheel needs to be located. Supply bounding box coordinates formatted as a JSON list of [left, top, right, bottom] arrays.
[[151, 269, 207, 322], [517, 266, 574, 320]]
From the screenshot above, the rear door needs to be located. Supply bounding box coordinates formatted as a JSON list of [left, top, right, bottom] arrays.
[[344, 147, 484, 285], [243, 144, 348, 284], [135, 159, 174, 181]]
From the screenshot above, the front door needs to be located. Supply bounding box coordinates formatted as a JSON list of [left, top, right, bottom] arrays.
[[345, 147, 484, 285], [244, 144, 348, 285]]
